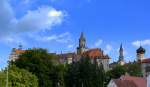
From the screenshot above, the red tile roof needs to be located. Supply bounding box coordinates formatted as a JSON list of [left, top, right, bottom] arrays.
[[141, 58, 150, 63], [83, 48, 110, 59], [120, 76, 147, 87], [14, 49, 26, 54], [113, 79, 137, 87], [137, 58, 150, 64]]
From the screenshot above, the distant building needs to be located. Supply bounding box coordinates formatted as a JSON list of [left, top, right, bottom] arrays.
[[136, 46, 150, 77], [58, 32, 110, 71], [109, 44, 125, 68], [82, 48, 110, 71], [136, 46, 146, 61], [117, 44, 125, 65], [9, 32, 110, 71], [110, 45, 150, 77], [107, 75, 147, 87], [148, 74, 150, 87], [77, 32, 88, 55], [58, 53, 79, 64], [9, 45, 26, 61]]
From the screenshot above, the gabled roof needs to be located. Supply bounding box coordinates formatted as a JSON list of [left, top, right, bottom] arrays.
[[83, 48, 110, 59]]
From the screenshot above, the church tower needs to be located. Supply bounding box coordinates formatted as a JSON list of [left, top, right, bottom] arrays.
[[77, 32, 87, 55], [136, 46, 146, 61], [118, 44, 125, 65]]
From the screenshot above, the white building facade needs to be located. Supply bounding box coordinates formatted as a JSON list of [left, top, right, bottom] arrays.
[[107, 80, 117, 87], [148, 75, 150, 87]]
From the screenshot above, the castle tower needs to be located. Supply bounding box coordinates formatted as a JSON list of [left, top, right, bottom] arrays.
[[77, 32, 86, 55], [118, 44, 125, 65], [136, 46, 146, 61]]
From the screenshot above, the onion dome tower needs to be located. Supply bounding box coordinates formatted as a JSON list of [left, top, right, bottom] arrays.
[[136, 46, 146, 61]]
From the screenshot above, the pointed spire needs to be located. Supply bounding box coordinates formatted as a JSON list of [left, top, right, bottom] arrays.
[[120, 43, 123, 51], [79, 32, 86, 47], [118, 43, 124, 63], [80, 32, 85, 40]]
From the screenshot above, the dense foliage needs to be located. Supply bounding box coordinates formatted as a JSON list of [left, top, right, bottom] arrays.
[[107, 65, 126, 79], [14, 48, 58, 87], [65, 58, 105, 87], [126, 62, 143, 76], [0, 65, 39, 87], [105, 63, 142, 86]]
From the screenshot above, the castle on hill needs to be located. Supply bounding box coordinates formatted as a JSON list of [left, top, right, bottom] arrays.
[[9, 32, 150, 75], [9, 32, 110, 71]]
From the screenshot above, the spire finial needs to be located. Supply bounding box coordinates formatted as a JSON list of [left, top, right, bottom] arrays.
[[80, 32, 85, 40], [18, 43, 23, 50], [121, 43, 122, 48], [140, 41, 142, 47], [120, 43, 123, 51]]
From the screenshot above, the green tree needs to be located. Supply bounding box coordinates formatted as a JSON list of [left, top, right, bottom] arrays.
[[106, 65, 126, 79], [0, 65, 39, 87], [13, 48, 64, 87], [126, 62, 142, 76], [50, 63, 66, 87], [0, 70, 6, 86], [65, 57, 105, 87]]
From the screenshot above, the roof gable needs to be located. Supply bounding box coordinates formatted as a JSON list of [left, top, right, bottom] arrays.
[[83, 48, 110, 59]]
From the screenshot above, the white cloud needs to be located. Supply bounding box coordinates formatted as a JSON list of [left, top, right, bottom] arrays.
[[132, 40, 150, 47], [0, 0, 66, 44], [95, 39, 103, 47], [67, 44, 74, 49], [30, 32, 71, 43], [104, 44, 112, 54], [16, 7, 65, 33]]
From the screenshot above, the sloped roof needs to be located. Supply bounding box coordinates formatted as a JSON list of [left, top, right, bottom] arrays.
[[120, 76, 147, 87], [59, 53, 76, 58], [113, 79, 137, 87], [83, 48, 110, 59], [141, 58, 150, 63], [14, 49, 26, 54], [137, 58, 150, 64]]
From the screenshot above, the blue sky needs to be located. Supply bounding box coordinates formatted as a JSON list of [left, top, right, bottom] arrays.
[[0, 0, 150, 69]]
